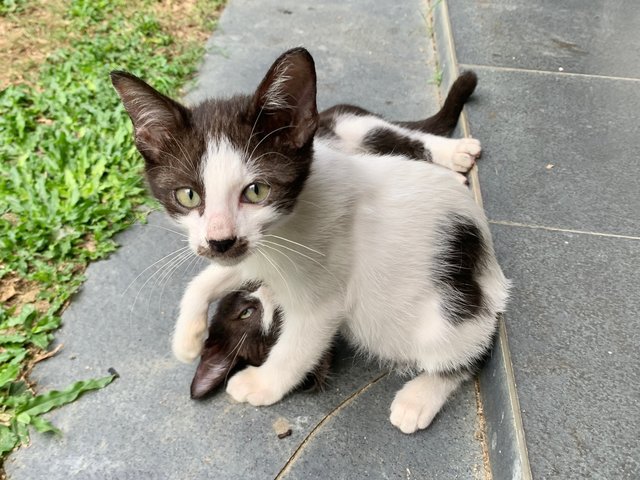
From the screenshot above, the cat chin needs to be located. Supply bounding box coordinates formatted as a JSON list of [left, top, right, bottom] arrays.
[[197, 252, 248, 267]]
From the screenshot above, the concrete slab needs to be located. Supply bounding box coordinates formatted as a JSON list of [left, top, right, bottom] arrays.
[[6, 1, 488, 478], [448, 0, 640, 78], [444, 1, 640, 478], [187, 0, 441, 118], [282, 375, 484, 480], [491, 224, 640, 479], [466, 68, 640, 237]]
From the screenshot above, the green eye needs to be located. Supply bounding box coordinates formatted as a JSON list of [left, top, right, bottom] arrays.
[[175, 188, 201, 208], [239, 308, 254, 319], [242, 182, 271, 204]]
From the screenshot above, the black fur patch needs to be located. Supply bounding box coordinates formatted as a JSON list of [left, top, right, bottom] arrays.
[[434, 216, 486, 324], [362, 127, 432, 161], [316, 104, 372, 139]]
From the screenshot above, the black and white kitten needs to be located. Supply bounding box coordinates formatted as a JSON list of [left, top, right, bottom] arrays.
[[191, 72, 480, 399], [112, 48, 509, 434]]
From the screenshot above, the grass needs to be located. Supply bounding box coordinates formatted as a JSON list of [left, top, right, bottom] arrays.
[[0, 0, 224, 467]]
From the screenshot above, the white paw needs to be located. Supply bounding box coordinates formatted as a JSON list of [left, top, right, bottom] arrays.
[[389, 386, 439, 434], [449, 138, 481, 172], [171, 325, 205, 364], [226, 366, 284, 406]]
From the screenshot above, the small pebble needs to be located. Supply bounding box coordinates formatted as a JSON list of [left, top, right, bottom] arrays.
[[273, 417, 292, 439]]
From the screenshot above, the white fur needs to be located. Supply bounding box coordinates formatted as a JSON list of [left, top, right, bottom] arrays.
[[330, 114, 481, 172], [173, 138, 509, 431], [250, 285, 277, 333]]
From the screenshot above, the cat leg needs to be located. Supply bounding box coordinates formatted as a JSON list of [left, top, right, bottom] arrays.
[[389, 372, 463, 434], [227, 306, 340, 406], [419, 134, 482, 173], [173, 264, 243, 363]]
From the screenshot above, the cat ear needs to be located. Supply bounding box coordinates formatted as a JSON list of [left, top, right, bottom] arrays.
[[253, 47, 318, 149], [190, 342, 237, 399], [110, 71, 189, 161]]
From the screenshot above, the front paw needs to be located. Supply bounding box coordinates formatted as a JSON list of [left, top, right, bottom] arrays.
[[172, 325, 205, 364], [226, 366, 285, 406]]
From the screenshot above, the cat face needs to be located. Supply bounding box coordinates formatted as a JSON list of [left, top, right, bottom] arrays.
[[111, 48, 319, 265]]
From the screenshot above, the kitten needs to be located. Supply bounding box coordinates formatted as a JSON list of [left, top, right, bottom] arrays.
[[112, 48, 509, 434], [193, 73, 479, 398], [191, 282, 331, 399]]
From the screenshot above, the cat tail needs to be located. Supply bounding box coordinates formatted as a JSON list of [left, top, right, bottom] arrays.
[[398, 71, 478, 137]]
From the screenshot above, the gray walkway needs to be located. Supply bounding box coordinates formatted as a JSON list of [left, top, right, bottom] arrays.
[[6, 1, 639, 479], [6, 1, 489, 479], [447, 1, 640, 478]]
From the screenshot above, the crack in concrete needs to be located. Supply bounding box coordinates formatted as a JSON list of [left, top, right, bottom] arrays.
[[488, 219, 640, 241], [274, 371, 390, 479]]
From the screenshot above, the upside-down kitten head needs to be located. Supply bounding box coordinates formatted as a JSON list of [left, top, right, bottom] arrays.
[[111, 48, 318, 265]]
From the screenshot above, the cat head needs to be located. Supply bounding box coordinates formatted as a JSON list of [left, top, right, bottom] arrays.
[[111, 48, 318, 265], [190, 284, 332, 399]]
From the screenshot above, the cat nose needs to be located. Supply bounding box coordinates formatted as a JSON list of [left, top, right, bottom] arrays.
[[208, 237, 237, 253]]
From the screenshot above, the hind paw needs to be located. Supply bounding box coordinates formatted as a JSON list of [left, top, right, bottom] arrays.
[[449, 138, 481, 172]]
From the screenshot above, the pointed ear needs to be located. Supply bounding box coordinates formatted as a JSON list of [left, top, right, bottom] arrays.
[[110, 71, 189, 161], [253, 48, 318, 149], [190, 342, 238, 399]]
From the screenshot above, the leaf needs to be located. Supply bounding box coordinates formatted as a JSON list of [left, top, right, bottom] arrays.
[[7, 304, 36, 328], [30, 415, 60, 435], [0, 426, 17, 455], [0, 334, 28, 345], [18, 373, 116, 417], [0, 364, 20, 389], [0, 347, 27, 364], [12, 419, 29, 446], [16, 413, 30, 424]]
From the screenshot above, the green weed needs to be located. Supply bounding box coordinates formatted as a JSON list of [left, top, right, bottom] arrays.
[[0, 0, 223, 463]]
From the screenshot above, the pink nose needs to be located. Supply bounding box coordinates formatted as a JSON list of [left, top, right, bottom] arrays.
[[205, 214, 235, 241]]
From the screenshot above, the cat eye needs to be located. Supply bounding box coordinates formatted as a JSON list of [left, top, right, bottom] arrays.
[[239, 308, 254, 319], [242, 182, 271, 204], [175, 188, 201, 208]]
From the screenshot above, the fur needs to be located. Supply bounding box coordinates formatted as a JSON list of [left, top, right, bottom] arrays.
[[112, 48, 509, 434]]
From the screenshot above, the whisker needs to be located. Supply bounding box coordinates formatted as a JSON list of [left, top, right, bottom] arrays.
[[257, 247, 293, 300], [166, 130, 197, 173], [223, 332, 248, 387], [257, 241, 299, 272], [248, 124, 295, 161], [154, 248, 195, 296], [263, 234, 325, 256], [243, 102, 267, 160], [141, 248, 195, 313], [261, 239, 342, 286], [122, 246, 191, 297], [143, 223, 189, 238], [128, 247, 192, 325]]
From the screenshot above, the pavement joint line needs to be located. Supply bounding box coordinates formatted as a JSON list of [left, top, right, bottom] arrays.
[[274, 371, 390, 479], [435, 1, 534, 478], [460, 63, 640, 83], [489, 219, 640, 241]]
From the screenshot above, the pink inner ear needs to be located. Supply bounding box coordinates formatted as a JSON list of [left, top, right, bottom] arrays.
[[190, 343, 236, 399]]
